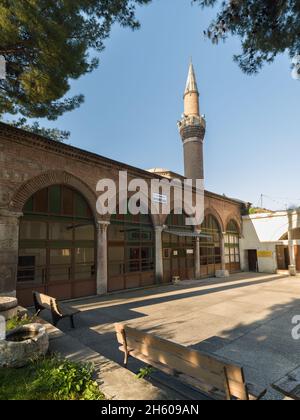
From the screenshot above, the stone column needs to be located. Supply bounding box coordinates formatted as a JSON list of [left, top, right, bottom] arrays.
[[216, 232, 229, 278], [155, 226, 164, 284], [96, 221, 110, 295], [0, 210, 22, 297], [288, 228, 296, 276], [195, 231, 201, 280]]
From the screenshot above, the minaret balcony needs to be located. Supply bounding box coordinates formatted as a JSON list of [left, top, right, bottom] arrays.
[[178, 115, 206, 141]]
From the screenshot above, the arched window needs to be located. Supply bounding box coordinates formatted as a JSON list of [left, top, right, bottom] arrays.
[[108, 209, 155, 292], [200, 215, 221, 276], [225, 220, 240, 273], [17, 185, 96, 305], [162, 212, 195, 282]]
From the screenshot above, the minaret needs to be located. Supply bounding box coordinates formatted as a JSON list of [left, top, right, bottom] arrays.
[[178, 62, 206, 181]]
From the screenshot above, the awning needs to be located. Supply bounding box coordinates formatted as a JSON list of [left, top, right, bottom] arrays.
[[163, 229, 212, 239]]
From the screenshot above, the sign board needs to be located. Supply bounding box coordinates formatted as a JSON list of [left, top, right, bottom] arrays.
[[153, 193, 167, 205], [257, 251, 273, 258]]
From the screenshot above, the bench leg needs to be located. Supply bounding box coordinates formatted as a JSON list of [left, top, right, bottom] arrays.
[[35, 309, 42, 317], [70, 315, 75, 329], [52, 313, 61, 328]]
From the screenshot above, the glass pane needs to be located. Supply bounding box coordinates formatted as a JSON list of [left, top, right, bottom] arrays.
[[140, 230, 153, 242], [49, 266, 70, 282], [127, 261, 140, 272], [75, 265, 95, 280], [75, 248, 95, 264], [34, 188, 48, 213], [62, 187, 73, 216], [75, 193, 88, 218], [75, 223, 95, 241], [109, 262, 124, 276], [49, 222, 73, 240], [142, 260, 154, 272], [109, 246, 125, 262], [126, 230, 140, 242], [128, 248, 140, 260], [23, 196, 34, 213], [108, 224, 125, 241], [20, 221, 47, 240], [49, 185, 61, 214], [141, 247, 153, 259], [17, 249, 46, 283], [50, 249, 71, 265]]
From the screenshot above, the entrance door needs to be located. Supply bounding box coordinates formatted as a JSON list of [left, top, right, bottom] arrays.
[[248, 250, 258, 272], [276, 245, 289, 270]]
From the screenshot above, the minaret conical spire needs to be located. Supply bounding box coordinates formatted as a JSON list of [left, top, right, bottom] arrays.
[[183, 61, 200, 117], [185, 61, 199, 95]]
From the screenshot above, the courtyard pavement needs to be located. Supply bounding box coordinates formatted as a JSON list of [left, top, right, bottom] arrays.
[[45, 272, 300, 399]]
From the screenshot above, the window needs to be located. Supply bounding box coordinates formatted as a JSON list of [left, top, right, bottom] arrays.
[[200, 215, 221, 267], [225, 220, 240, 269], [17, 249, 46, 283], [109, 211, 154, 277], [18, 186, 96, 285]]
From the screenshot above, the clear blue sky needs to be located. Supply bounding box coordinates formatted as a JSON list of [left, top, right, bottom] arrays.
[[19, 0, 300, 210]]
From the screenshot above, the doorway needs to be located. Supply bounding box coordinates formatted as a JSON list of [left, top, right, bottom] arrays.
[[276, 245, 290, 270], [248, 250, 258, 272]]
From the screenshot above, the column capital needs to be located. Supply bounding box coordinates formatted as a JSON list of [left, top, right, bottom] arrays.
[[0, 209, 23, 219], [155, 225, 164, 233], [97, 220, 110, 225]]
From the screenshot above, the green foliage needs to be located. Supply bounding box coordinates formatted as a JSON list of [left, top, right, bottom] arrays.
[[248, 207, 273, 214], [6, 118, 70, 142], [136, 366, 155, 379], [0, 0, 151, 120], [0, 355, 105, 400], [194, 0, 300, 73], [6, 312, 36, 332]]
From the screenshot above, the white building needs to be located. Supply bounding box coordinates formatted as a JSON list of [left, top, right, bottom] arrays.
[[240, 210, 300, 274]]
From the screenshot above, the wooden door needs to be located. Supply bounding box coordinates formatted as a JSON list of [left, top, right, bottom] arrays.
[[248, 250, 258, 272]]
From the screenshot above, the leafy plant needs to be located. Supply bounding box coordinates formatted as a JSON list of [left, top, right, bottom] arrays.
[[39, 356, 103, 400], [136, 366, 155, 379], [0, 355, 105, 400], [6, 312, 37, 332]]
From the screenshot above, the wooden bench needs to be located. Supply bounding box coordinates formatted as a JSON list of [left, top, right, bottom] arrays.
[[33, 292, 80, 328], [115, 324, 267, 401]]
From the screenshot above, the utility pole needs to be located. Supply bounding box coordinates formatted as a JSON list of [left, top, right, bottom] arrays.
[[260, 194, 263, 209]]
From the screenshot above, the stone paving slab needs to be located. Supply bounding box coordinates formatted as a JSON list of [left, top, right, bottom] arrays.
[[38, 273, 300, 400]]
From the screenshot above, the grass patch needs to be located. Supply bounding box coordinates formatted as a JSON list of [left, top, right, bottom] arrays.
[[0, 355, 105, 400]]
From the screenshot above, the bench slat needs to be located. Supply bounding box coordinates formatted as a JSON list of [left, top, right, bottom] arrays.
[[118, 325, 242, 383], [115, 324, 264, 401], [117, 330, 228, 394]]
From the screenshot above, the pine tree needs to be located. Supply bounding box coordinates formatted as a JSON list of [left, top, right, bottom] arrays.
[[194, 0, 300, 74], [0, 0, 150, 120]]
